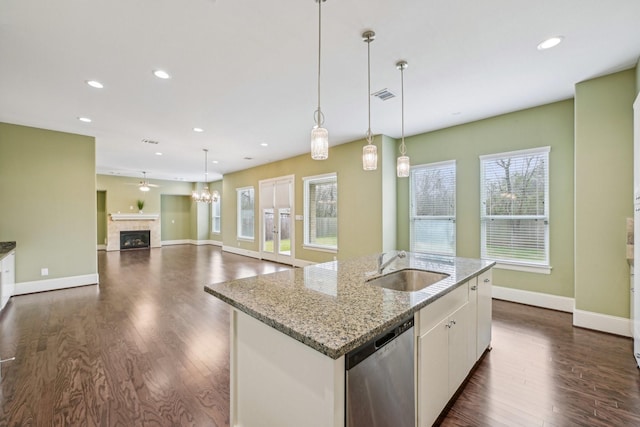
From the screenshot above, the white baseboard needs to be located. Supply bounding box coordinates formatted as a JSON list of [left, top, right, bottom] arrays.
[[573, 309, 632, 338], [97, 244, 106, 251], [192, 239, 222, 246], [492, 285, 574, 313], [14, 273, 99, 296], [162, 239, 191, 246], [162, 239, 223, 247], [222, 245, 261, 259], [294, 259, 316, 268]]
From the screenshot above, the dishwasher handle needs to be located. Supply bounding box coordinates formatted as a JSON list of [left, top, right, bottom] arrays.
[[374, 331, 398, 349]]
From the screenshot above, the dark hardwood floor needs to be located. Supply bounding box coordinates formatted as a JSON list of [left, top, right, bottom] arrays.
[[0, 245, 639, 426]]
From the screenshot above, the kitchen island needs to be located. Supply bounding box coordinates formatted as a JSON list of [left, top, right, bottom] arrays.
[[205, 251, 494, 427]]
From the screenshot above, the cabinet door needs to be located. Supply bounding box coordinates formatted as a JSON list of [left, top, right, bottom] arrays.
[[448, 302, 471, 394], [468, 279, 479, 365], [417, 319, 450, 427], [477, 269, 492, 358], [1, 252, 15, 310]]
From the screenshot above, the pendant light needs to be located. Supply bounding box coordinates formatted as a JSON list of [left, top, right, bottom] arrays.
[[310, 0, 329, 160], [139, 171, 150, 192], [362, 30, 377, 171], [192, 149, 219, 203], [396, 61, 410, 178]]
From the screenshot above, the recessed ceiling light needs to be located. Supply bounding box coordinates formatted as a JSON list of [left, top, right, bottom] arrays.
[[153, 69, 171, 79], [78, 117, 92, 123], [212, 160, 219, 164], [260, 143, 268, 147], [193, 127, 204, 132], [155, 152, 163, 156], [86, 80, 104, 89], [537, 36, 564, 50]]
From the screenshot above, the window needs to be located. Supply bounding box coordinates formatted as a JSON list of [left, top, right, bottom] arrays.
[[480, 147, 550, 269], [303, 173, 337, 251], [212, 197, 221, 234], [237, 187, 255, 240], [410, 161, 456, 256]]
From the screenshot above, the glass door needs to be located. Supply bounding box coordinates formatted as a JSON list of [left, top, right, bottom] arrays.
[[259, 176, 294, 265]]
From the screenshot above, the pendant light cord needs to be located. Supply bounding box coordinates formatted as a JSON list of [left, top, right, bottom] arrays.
[[400, 65, 406, 155], [203, 149, 208, 183], [366, 34, 372, 143], [315, 0, 323, 126]]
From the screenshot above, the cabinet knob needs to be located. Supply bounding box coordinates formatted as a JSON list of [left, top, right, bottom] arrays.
[[470, 285, 477, 291], [484, 278, 490, 283]]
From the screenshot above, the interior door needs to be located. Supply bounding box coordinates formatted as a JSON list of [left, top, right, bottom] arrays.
[[260, 177, 294, 265]]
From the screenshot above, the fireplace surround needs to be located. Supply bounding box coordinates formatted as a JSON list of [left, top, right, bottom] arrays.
[[107, 213, 161, 251]]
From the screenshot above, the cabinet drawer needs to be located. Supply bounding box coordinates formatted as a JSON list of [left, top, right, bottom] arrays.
[[418, 283, 468, 334]]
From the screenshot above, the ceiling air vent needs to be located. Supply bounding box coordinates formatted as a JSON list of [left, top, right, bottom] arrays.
[[142, 138, 159, 145], [244, 157, 253, 160], [372, 88, 396, 101]]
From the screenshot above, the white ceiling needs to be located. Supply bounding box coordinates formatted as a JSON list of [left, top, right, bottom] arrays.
[[1, 0, 639, 183]]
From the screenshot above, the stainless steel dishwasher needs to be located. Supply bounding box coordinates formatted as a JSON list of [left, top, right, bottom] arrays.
[[346, 317, 415, 427]]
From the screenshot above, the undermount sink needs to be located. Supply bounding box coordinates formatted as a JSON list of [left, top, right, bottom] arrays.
[[367, 269, 450, 292]]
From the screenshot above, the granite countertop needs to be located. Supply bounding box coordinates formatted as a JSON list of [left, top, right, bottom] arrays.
[[0, 241, 16, 261], [205, 252, 494, 359]]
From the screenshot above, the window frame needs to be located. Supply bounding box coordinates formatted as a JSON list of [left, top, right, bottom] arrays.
[[236, 186, 255, 241], [212, 196, 221, 234], [409, 160, 457, 256], [480, 146, 551, 273], [303, 173, 338, 252]]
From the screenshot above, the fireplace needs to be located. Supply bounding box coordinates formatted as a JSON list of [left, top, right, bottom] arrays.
[[120, 230, 151, 250]]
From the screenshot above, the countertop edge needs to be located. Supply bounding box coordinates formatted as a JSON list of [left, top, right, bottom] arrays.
[[0, 241, 16, 261], [205, 261, 495, 360]]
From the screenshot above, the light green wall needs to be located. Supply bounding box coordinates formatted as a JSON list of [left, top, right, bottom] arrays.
[[190, 182, 211, 240], [636, 58, 640, 95], [575, 69, 635, 317], [161, 195, 191, 240], [222, 136, 386, 262], [97, 191, 106, 245], [96, 174, 193, 214], [397, 100, 575, 298], [0, 123, 97, 283], [381, 135, 398, 252]]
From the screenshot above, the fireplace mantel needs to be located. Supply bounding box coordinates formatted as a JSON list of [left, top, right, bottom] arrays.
[[110, 213, 160, 221]]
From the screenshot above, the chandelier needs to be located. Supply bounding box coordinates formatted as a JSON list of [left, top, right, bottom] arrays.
[[192, 149, 219, 203]]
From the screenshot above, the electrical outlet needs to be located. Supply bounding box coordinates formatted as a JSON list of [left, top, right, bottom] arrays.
[[41, 268, 49, 276], [129, 205, 134, 210]]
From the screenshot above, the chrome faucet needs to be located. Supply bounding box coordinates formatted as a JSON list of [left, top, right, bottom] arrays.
[[377, 250, 407, 274]]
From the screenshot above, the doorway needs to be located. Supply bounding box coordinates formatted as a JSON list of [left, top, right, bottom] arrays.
[[259, 176, 294, 265]]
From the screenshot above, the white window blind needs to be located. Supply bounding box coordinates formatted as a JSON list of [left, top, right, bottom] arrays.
[[410, 161, 456, 256], [480, 147, 549, 267], [303, 173, 337, 250], [237, 187, 254, 240]]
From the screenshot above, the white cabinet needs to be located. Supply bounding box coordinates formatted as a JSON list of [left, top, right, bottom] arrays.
[[416, 283, 473, 427], [416, 269, 493, 427], [0, 251, 16, 311], [476, 269, 492, 358]]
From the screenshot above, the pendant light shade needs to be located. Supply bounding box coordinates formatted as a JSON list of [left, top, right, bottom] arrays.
[[396, 60, 410, 178], [192, 149, 219, 204], [311, 0, 329, 160], [397, 155, 410, 177], [311, 125, 328, 160], [362, 30, 377, 171]]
